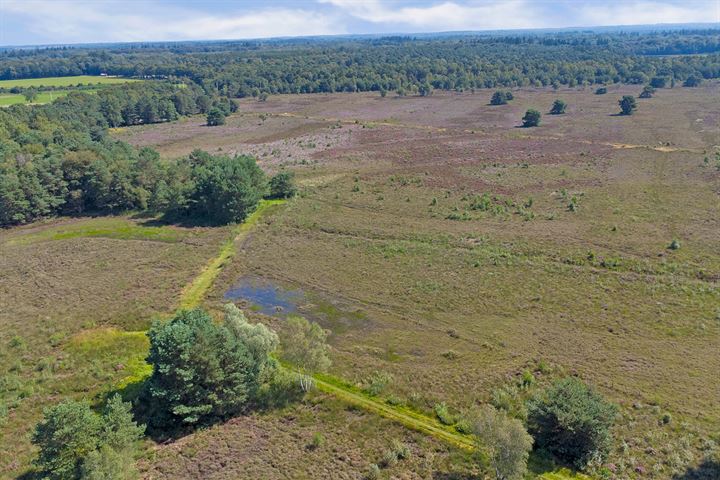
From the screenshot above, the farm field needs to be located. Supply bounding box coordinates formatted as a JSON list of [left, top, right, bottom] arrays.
[[0, 75, 137, 89], [0, 88, 99, 106], [2, 83, 718, 479], [118, 84, 720, 478]]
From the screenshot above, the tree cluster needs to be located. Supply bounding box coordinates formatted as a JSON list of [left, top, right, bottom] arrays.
[[32, 395, 145, 480]]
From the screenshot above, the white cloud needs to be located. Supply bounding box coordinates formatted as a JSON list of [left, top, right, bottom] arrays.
[[320, 0, 544, 30], [322, 0, 718, 30], [572, 1, 718, 26], [1, 0, 346, 44]]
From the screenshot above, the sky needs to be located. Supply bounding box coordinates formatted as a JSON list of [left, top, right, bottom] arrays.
[[1, 0, 719, 46]]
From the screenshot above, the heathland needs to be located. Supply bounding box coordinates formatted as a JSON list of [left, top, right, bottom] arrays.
[[1, 29, 719, 480], [1, 81, 717, 479]]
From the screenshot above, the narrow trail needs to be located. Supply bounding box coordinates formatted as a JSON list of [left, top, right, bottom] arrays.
[[178, 199, 285, 309], [311, 373, 476, 451]]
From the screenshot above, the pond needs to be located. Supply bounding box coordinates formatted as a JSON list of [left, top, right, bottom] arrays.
[[223, 275, 304, 315], [223, 275, 368, 334]]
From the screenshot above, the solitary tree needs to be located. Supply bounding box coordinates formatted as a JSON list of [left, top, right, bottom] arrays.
[[522, 109, 541, 127], [23, 88, 38, 102], [618, 95, 637, 115], [549, 99, 567, 114], [206, 107, 226, 126], [469, 405, 533, 480], [527, 378, 617, 468]]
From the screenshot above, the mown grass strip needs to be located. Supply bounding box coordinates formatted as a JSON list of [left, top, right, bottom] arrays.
[[311, 372, 475, 450], [178, 199, 286, 309]]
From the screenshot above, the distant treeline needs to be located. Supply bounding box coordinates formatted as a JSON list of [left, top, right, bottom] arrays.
[[1, 30, 719, 94]]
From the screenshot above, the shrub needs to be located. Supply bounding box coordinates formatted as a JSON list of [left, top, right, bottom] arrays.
[[650, 76, 668, 88], [527, 378, 617, 468], [366, 463, 381, 480], [639, 85, 655, 98], [206, 107, 226, 126], [268, 171, 297, 199], [668, 239, 681, 250], [522, 109, 541, 127], [490, 90, 513, 105], [380, 449, 398, 468], [364, 371, 393, 396], [618, 95, 637, 115], [595, 87, 608, 95], [469, 405, 533, 480], [144, 306, 278, 428], [309, 432, 325, 450], [550, 99, 567, 114], [491, 385, 528, 421], [434, 402, 456, 425], [391, 439, 411, 460], [280, 316, 331, 374]]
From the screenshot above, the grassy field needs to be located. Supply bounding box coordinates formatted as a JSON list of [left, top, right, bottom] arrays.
[[1, 83, 718, 479], [199, 85, 719, 479], [0, 89, 98, 106], [0, 216, 231, 476], [0, 75, 137, 89]]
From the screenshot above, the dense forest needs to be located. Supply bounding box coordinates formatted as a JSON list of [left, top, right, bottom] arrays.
[[0, 82, 279, 226], [2, 30, 719, 94], [1, 29, 719, 227]]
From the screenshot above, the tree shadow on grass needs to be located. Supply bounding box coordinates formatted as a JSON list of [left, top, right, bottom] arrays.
[[134, 212, 223, 228], [672, 458, 720, 480]]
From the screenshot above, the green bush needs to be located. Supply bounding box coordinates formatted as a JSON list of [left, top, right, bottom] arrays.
[[144, 305, 278, 428], [469, 405, 533, 480], [268, 171, 297, 199], [527, 378, 617, 468], [490, 90, 513, 105], [206, 107, 226, 126], [366, 463, 381, 480], [364, 371, 393, 396], [380, 449, 398, 468], [434, 402, 456, 425], [595, 87, 608, 95], [32, 395, 144, 480], [522, 109, 541, 127], [391, 439, 411, 460], [187, 152, 267, 224], [618, 95, 637, 115], [550, 99, 567, 114]]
